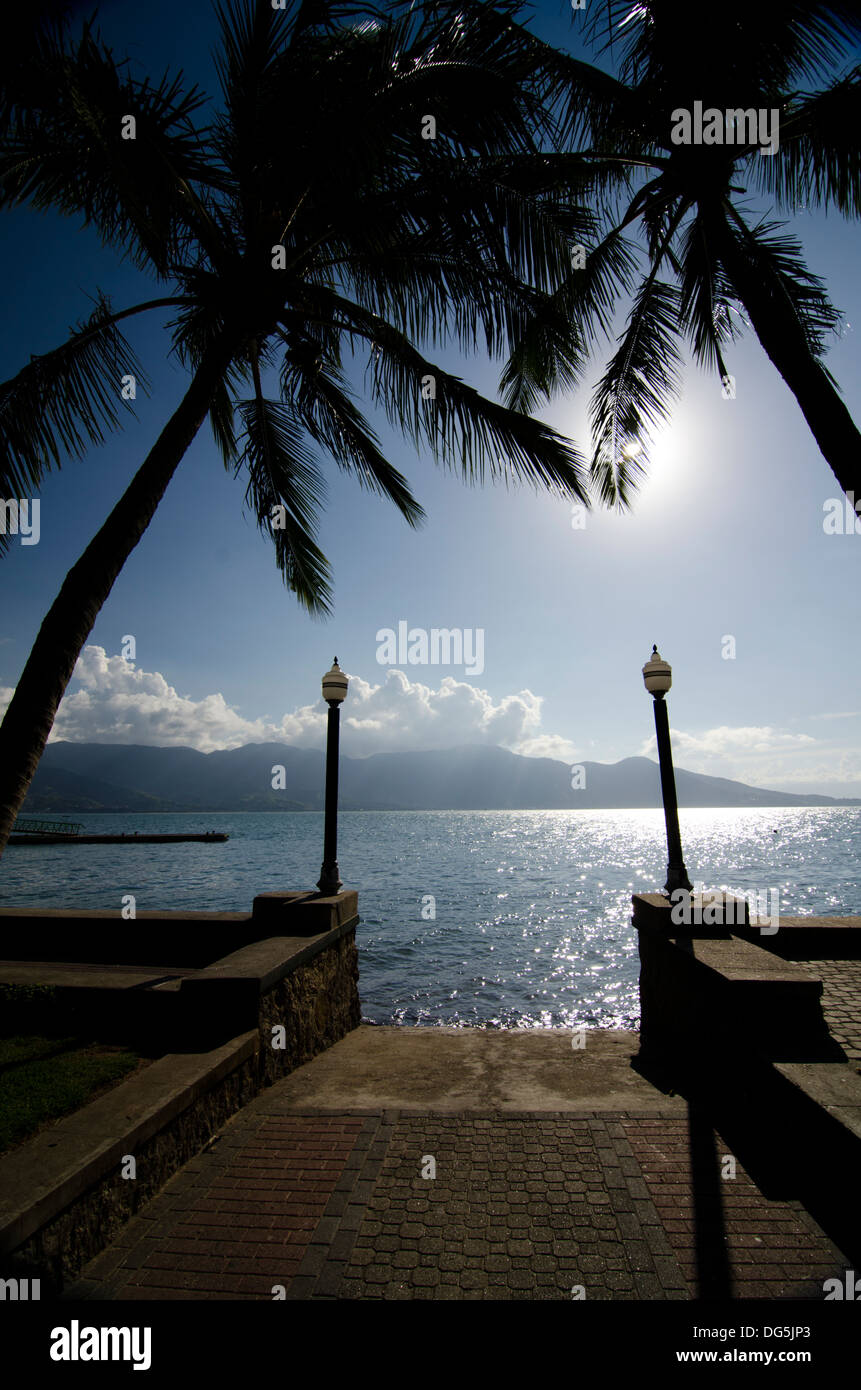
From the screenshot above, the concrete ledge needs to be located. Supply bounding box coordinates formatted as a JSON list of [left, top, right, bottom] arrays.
[[0, 1030, 257, 1267], [0, 892, 360, 966], [252, 889, 359, 935], [772, 1060, 861, 1147], [0, 964, 185, 1052], [634, 894, 834, 1062], [633, 890, 746, 937], [0, 961, 196, 988], [634, 892, 861, 1255], [0, 907, 268, 968], [179, 916, 360, 1041], [251, 891, 316, 924], [736, 916, 861, 960], [192, 914, 360, 990], [0, 894, 362, 1287], [0, 900, 361, 1050]]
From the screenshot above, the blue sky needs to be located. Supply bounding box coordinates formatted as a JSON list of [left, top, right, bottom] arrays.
[[2, 0, 861, 796]]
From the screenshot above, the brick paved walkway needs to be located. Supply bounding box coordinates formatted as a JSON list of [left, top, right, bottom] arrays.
[[64, 1102, 848, 1301], [796, 959, 861, 1063]]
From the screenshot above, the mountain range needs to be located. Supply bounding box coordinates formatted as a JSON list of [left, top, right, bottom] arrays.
[[17, 741, 861, 813]]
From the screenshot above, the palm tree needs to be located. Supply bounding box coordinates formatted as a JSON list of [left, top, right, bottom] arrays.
[[0, 0, 604, 860], [495, 0, 861, 506]]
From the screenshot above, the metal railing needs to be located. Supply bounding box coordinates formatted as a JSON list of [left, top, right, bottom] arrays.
[[13, 817, 83, 836]]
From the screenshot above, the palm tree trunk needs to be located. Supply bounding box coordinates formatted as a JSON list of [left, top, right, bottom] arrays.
[[720, 231, 861, 503], [0, 340, 234, 861]]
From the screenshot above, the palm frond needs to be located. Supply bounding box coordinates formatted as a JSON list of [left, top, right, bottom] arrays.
[[280, 345, 425, 527], [0, 24, 221, 275], [208, 357, 254, 465], [500, 222, 640, 413], [590, 276, 684, 507], [722, 212, 842, 358], [752, 67, 861, 216], [355, 307, 591, 502], [0, 292, 150, 540], [292, 286, 591, 498], [677, 204, 744, 376], [586, 1, 861, 92], [287, 0, 389, 47], [235, 391, 332, 614]]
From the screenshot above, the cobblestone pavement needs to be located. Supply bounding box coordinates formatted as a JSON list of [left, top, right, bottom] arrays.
[[64, 1107, 848, 1301], [796, 959, 861, 1062]]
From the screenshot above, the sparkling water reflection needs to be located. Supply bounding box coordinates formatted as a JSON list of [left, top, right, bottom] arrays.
[[2, 807, 859, 1028]]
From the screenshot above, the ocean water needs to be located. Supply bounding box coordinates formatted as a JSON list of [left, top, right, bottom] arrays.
[[2, 807, 860, 1028]]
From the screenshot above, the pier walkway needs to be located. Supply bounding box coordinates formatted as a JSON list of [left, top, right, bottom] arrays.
[[62, 1028, 850, 1301]]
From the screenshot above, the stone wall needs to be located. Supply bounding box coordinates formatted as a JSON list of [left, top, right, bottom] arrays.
[[633, 893, 861, 1260], [8, 1037, 260, 1295], [0, 892, 362, 1291], [633, 892, 835, 1069], [258, 929, 360, 1087]]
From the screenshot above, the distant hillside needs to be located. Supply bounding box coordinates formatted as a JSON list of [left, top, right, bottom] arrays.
[[19, 742, 861, 813]]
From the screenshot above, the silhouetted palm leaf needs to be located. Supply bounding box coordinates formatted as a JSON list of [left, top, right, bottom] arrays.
[[0, 292, 151, 541], [499, 0, 861, 502], [0, 0, 609, 856], [236, 390, 332, 614], [590, 277, 684, 506]]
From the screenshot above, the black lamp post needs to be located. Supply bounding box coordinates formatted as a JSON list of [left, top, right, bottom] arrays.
[[317, 658, 348, 896], [642, 645, 693, 897]]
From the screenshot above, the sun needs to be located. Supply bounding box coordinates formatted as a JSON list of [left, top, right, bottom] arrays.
[[639, 416, 694, 499]]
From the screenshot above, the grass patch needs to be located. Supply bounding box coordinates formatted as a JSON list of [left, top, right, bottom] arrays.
[[0, 1035, 143, 1156]]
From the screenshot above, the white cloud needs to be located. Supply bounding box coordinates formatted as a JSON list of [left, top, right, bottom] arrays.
[[0, 646, 580, 759], [339, 670, 559, 756], [725, 752, 861, 790], [808, 711, 861, 721], [639, 725, 816, 762], [2, 652, 857, 790], [638, 723, 820, 791], [636, 722, 861, 794], [515, 733, 583, 763]]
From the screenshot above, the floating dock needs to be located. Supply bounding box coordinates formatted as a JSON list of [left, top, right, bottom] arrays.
[[8, 831, 229, 845]]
